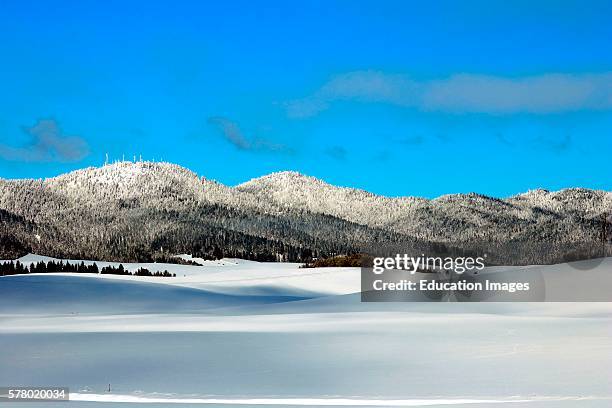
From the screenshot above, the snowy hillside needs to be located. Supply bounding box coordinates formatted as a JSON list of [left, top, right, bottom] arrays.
[[0, 161, 610, 264], [239, 171, 611, 248]]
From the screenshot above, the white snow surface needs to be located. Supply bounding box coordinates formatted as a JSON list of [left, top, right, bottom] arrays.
[[1, 255, 611, 407], [4, 253, 360, 297]]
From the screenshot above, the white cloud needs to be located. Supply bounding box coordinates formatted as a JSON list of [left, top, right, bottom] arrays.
[[207, 116, 252, 150], [207, 116, 294, 154], [0, 119, 89, 162], [286, 71, 612, 117]]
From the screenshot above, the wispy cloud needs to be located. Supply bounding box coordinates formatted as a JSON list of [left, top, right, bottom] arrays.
[[207, 116, 251, 150], [0, 119, 89, 162], [207, 116, 292, 154], [324, 145, 348, 160], [286, 71, 612, 117]]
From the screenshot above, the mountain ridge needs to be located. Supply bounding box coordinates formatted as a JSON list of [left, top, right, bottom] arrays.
[[0, 161, 609, 264], [4, 161, 608, 201]]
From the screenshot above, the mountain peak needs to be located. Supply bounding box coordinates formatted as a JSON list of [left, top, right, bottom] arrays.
[[236, 171, 321, 189], [48, 161, 197, 184], [39, 161, 213, 203]]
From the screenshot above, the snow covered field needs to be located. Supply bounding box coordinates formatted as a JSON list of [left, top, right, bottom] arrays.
[[1, 255, 611, 407]]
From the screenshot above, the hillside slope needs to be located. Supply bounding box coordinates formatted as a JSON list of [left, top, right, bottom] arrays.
[[0, 161, 609, 263]]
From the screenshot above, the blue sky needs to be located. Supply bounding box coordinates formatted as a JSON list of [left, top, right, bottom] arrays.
[[0, 0, 611, 198]]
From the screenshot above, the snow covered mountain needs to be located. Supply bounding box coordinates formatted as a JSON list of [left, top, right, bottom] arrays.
[[0, 161, 609, 263]]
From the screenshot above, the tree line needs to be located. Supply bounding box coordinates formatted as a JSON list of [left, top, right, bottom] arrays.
[[0, 260, 175, 277]]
